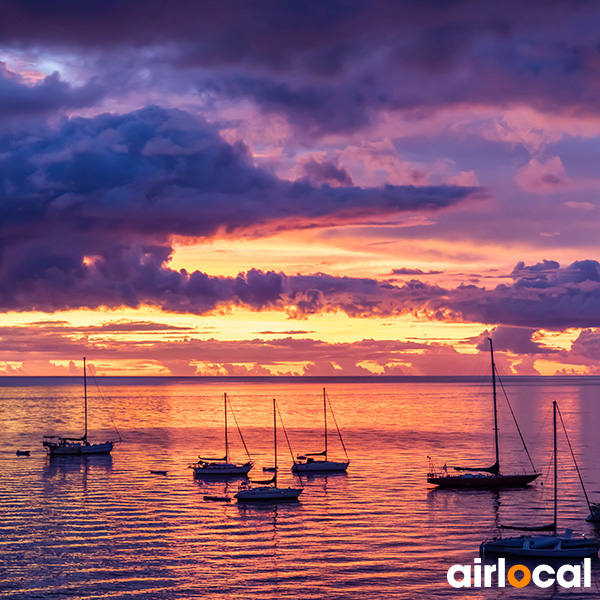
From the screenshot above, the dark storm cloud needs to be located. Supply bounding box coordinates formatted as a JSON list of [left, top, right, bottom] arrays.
[[0, 106, 475, 240], [1, 1, 598, 133], [510, 260, 560, 280], [0, 62, 104, 119], [7, 245, 600, 329], [0, 105, 479, 312], [301, 158, 353, 186], [440, 260, 600, 329]]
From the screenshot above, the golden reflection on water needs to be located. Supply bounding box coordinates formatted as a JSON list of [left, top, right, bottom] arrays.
[[1, 379, 600, 598]]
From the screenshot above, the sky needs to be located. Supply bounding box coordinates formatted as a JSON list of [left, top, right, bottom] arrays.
[[2, 0, 600, 376]]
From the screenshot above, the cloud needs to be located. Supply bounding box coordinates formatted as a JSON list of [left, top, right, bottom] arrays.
[[0, 61, 104, 121], [391, 268, 443, 276], [6, 242, 600, 332], [475, 326, 557, 354], [300, 157, 353, 187], [439, 260, 600, 328], [255, 330, 316, 335], [2, 2, 600, 135], [515, 156, 569, 193], [0, 321, 505, 376], [0, 105, 480, 312], [510, 259, 560, 279]]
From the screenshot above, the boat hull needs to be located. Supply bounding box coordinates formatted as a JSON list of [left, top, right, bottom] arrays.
[[292, 460, 349, 472], [481, 536, 600, 558], [191, 462, 252, 476], [44, 440, 113, 456], [428, 472, 540, 489], [586, 503, 600, 522], [234, 486, 302, 502]]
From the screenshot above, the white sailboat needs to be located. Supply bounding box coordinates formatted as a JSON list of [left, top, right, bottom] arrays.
[[235, 399, 303, 502], [292, 388, 349, 473], [190, 393, 253, 476], [42, 358, 114, 456], [480, 401, 599, 558]]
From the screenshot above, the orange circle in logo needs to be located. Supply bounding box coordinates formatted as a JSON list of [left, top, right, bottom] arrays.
[[507, 565, 531, 588]]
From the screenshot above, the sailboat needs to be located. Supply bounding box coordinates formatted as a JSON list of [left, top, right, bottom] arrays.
[[189, 393, 253, 476], [235, 399, 303, 502], [292, 388, 349, 473], [42, 357, 114, 456], [481, 401, 599, 558], [427, 338, 540, 489]]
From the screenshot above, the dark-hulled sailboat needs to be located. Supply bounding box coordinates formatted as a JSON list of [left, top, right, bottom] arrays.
[[427, 338, 541, 489]]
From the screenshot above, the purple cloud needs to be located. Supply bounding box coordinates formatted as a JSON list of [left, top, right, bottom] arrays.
[[0, 105, 480, 312], [2, 2, 599, 135], [475, 326, 557, 355], [0, 62, 104, 120], [391, 268, 443, 276], [301, 158, 353, 186], [440, 260, 600, 328]]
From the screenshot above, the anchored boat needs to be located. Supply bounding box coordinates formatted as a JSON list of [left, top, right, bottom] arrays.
[[235, 399, 302, 502], [190, 393, 253, 477], [427, 338, 540, 489], [480, 401, 599, 558], [42, 357, 114, 456], [292, 388, 349, 473]]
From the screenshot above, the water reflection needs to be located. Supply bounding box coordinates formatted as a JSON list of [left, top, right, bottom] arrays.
[[44, 454, 113, 475], [3, 378, 600, 598]]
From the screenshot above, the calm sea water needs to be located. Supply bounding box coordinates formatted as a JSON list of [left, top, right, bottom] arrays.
[[2, 376, 600, 599]]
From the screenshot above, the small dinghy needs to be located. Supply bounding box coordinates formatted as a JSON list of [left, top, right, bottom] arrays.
[[16, 450, 30, 456], [203, 495, 231, 502], [150, 470, 168, 475]]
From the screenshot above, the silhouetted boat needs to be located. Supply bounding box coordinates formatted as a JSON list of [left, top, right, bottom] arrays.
[[189, 393, 253, 476], [204, 495, 231, 502], [42, 358, 114, 456], [427, 338, 540, 489], [481, 401, 599, 558], [292, 388, 349, 473], [587, 504, 600, 522], [235, 399, 302, 502]]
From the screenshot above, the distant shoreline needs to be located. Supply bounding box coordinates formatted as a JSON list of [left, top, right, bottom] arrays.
[[0, 375, 598, 386]]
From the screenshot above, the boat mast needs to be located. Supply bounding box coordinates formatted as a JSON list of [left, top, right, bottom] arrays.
[[224, 393, 229, 462], [323, 387, 328, 461], [553, 400, 557, 535], [83, 356, 88, 442], [273, 398, 277, 488], [489, 338, 500, 472]]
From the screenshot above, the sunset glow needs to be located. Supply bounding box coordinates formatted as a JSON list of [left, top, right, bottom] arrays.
[[2, 2, 600, 376]]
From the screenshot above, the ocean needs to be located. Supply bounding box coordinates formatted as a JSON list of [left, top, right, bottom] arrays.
[[2, 376, 600, 599]]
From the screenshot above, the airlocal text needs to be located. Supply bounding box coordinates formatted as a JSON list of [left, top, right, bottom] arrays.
[[447, 558, 591, 589]]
